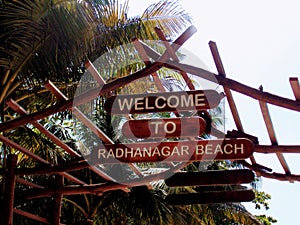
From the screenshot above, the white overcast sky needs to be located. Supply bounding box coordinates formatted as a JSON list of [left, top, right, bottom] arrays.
[[127, 0, 300, 224]]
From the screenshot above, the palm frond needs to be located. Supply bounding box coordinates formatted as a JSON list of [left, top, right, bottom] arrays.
[[141, 0, 192, 39]]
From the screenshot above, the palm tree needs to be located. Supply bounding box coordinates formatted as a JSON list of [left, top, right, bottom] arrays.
[[0, 0, 191, 116], [0, 0, 192, 184], [0, 0, 192, 224], [0, 0, 275, 224]]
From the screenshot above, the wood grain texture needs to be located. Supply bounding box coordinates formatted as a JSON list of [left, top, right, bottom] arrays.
[[165, 169, 254, 187], [165, 189, 255, 205], [122, 117, 207, 138]]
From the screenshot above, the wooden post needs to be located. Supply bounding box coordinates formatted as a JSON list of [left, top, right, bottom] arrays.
[[1, 154, 18, 225], [52, 175, 64, 225]]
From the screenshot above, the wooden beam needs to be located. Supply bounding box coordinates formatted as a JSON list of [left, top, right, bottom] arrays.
[[208, 41, 259, 167], [45, 81, 114, 145], [158, 25, 197, 62], [209, 41, 244, 132], [255, 171, 300, 182], [155, 27, 179, 62], [259, 101, 277, 144], [6, 99, 80, 157], [226, 129, 259, 144], [84, 60, 106, 85], [16, 177, 44, 189], [155, 27, 195, 90], [255, 145, 300, 153], [52, 175, 64, 225], [15, 160, 89, 176], [24, 162, 189, 199], [44, 81, 120, 181], [83, 60, 144, 178], [132, 38, 166, 92], [259, 100, 291, 174], [45, 81, 142, 181], [1, 52, 300, 133], [164, 61, 300, 112], [13, 208, 52, 224], [241, 160, 300, 182], [289, 77, 300, 100], [0, 61, 292, 133], [0, 134, 85, 185], [0, 134, 49, 164], [1, 154, 18, 225]]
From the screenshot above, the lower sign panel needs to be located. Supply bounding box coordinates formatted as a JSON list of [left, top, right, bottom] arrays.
[[165, 169, 255, 187], [165, 190, 255, 205], [91, 138, 254, 163]]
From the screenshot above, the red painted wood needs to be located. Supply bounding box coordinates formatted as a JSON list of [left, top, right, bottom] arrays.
[[91, 138, 254, 163], [122, 117, 207, 138], [165, 189, 255, 205], [165, 169, 254, 187], [1, 155, 18, 225], [104, 90, 221, 114]]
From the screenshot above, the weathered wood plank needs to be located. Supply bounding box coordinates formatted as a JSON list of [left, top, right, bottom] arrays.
[[0, 134, 85, 185], [122, 117, 207, 138], [165, 169, 254, 187], [165, 189, 255, 205], [1, 155, 18, 225], [1, 60, 299, 133], [259, 100, 291, 174], [255, 145, 300, 153], [290, 77, 300, 100], [104, 90, 221, 114], [91, 138, 254, 164], [6, 99, 80, 157], [13, 208, 51, 224]]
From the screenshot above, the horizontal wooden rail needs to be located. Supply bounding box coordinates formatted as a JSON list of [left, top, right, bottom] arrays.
[[16, 177, 44, 189], [23, 162, 187, 199], [0, 135, 85, 185], [1, 60, 298, 133], [6, 99, 80, 157], [255, 145, 300, 153], [13, 208, 65, 225], [241, 160, 300, 182], [15, 161, 90, 175]]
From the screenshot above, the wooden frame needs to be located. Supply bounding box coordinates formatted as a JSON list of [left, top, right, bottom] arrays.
[[0, 25, 300, 224]]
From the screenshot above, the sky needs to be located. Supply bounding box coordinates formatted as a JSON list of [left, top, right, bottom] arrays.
[[127, 0, 300, 224]]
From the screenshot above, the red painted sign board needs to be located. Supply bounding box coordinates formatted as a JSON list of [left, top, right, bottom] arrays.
[[104, 90, 221, 114], [165, 190, 255, 205], [165, 169, 254, 187], [122, 117, 207, 138], [91, 138, 254, 164]]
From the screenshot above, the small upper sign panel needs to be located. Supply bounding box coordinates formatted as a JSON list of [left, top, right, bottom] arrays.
[[104, 90, 221, 114]]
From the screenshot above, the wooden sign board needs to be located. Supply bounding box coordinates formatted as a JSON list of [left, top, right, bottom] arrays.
[[164, 169, 254, 187], [165, 190, 255, 205], [91, 138, 254, 163], [122, 117, 207, 138], [104, 90, 221, 114]]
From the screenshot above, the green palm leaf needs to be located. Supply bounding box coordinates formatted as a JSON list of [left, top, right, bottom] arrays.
[[0, 0, 191, 112]]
